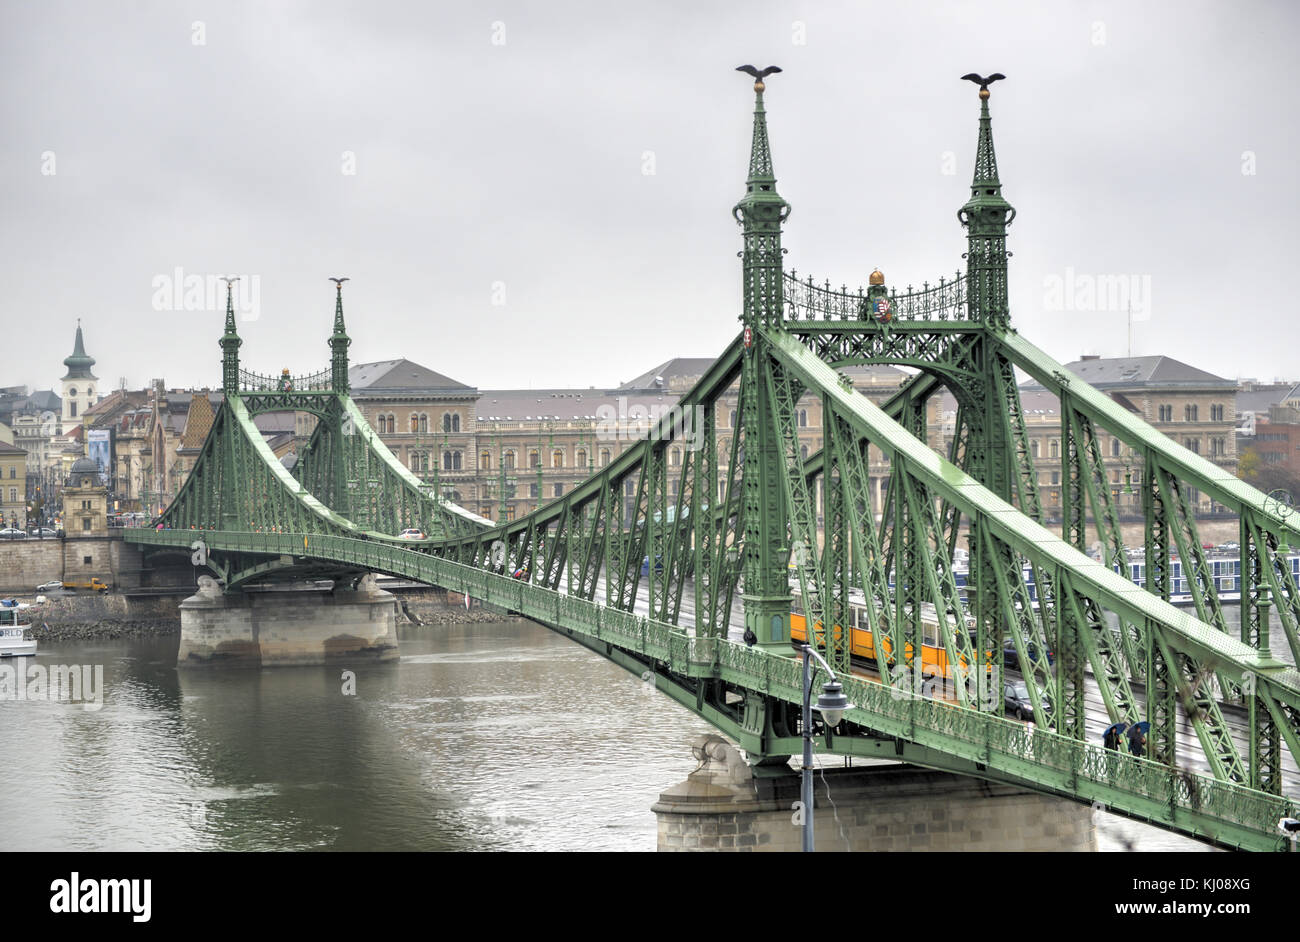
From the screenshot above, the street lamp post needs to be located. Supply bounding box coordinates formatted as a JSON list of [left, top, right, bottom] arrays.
[[799, 643, 853, 853]]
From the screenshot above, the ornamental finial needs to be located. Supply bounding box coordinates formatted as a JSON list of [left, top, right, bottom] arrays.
[[961, 72, 1006, 100], [736, 64, 781, 93]]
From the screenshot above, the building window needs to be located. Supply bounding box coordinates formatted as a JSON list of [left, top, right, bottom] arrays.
[[1184, 438, 1200, 454], [575, 450, 586, 470], [1050, 471, 1060, 485], [600, 449, 611, 467], [1185, 404, 1198, 422], [669, 448, 680, 467], [530, 483, 539, 498], [9, 487, 17, 501], [800, 444, 809, 461], [1030, 440, 1039, 459], [1210, 404, 1224, 422], [552, 449, 564, 469], [83, 519, 91, 531], [1111, 438, 1121, 457], [504, 451, 516, 470], [70, 402, 77, 418], [442, 413, 460, 433], [1158, 405, 1172, 423], [729, 410, 737, 428], [480, 451, 492, 471], [553, 484, 563, 498], [528, 450, 539, 469], [453, 451, 462, 470], [1049, 440, 1059, 459], [798, 409, 808, 428], [1211, 437, 1225, 456]]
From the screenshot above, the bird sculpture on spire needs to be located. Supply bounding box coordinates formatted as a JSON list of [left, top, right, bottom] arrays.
[[960, 72, 1006, 98], [736, 64, 782, 91]]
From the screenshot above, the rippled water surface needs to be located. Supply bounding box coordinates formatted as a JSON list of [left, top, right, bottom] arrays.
[[0, 618, 1214, 851]]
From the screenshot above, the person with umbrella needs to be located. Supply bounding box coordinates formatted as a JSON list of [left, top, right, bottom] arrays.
[[1102, 722, 1128, 751], [1127, 721, 1150, 758]]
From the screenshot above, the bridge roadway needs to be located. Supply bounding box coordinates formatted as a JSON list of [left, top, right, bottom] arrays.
[[585, 570, 1300, 800]]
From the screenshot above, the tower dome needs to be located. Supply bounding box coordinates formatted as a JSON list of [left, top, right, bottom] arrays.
[[62, 322, 97, 380]]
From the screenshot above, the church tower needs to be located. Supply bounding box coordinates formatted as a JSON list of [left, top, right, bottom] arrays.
[[60, 320, 98, 434]]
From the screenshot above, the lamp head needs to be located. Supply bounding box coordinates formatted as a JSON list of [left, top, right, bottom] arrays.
[[815, 680, 852, 727]]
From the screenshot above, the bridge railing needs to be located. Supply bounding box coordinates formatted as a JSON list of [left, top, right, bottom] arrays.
[[126, 525, 1298, 848], [238, 367, 332, 393], [783, 271, 969, 322]]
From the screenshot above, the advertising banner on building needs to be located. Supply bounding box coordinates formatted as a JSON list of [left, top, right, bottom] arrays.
[[86, 427, 112, 486]]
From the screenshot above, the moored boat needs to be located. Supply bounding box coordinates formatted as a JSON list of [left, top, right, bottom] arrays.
[[0, 605, 37, 657]]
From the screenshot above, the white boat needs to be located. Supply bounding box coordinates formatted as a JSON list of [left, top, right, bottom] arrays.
[[0, 606, 37, 657]]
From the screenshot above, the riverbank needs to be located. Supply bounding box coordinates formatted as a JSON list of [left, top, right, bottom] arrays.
[[12, 586, 519, 641], [397, 594, 522, 626], [18, 592, 182, 641]]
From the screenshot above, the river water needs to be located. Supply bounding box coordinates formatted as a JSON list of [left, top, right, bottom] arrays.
[[0, 616, 1230, 851]]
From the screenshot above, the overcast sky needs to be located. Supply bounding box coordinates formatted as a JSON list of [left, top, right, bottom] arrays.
[[3, 0, 1297, 396]]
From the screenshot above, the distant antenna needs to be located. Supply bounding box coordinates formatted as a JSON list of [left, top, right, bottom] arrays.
[[119, 376, 127, 391]]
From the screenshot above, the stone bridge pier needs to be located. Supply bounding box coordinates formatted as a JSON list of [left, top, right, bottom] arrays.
[[653, 735, 1096, 852], [177, 574, 399, 667]]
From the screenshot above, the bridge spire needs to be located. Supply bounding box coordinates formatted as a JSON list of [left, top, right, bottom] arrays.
[[958, 73, 1015, 327], [733, 65, 793, 655], [733, 65, 790, 330], [329, 277, 351, 393], [219, 277, 242, 396]]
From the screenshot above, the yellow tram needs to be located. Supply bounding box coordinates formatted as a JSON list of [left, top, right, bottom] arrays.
[[789, 591, 984, 674]]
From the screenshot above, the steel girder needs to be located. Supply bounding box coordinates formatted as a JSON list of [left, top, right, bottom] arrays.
[[762, 327, 1300, 785], [126, 524, 1300, 851]]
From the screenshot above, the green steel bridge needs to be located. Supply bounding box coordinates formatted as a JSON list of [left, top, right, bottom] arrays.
[[126, 73, 1300, 851]]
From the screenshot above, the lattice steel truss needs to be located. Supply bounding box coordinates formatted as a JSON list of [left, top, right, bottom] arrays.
[[130, 76, 1300, 850]]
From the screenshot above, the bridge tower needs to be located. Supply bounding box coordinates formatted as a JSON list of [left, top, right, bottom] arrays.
[[957, 79, 1017, 504], [328, 278, 353, 516], [329, 278, 351, 394], [734, 70, 794, 654], [220, 279, 242, 397]]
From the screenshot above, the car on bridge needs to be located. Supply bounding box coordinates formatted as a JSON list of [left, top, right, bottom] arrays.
[[397, 529, 426, 540], [1002, 640, 1053, 670], [0, 528, 26, 540], [1003, 679, 1034, 720], [36, 581, 63, 592], [28, 527, 57, 538]]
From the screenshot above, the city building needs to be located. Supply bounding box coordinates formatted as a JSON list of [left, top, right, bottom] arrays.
[[63, 456, 108, 536], [1020, 354, 1239, 519], [0, 441, 27, 529], [345, 354, 937, 524]]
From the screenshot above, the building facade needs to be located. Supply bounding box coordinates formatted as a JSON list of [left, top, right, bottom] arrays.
[[0, 441, 27, 529], [346, 355, 937, 525], [1020, 354, 1239, 519]]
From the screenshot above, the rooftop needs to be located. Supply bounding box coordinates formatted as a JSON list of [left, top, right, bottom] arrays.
[[1023, 355, 1234, 390], [349, 359, 475, 394]]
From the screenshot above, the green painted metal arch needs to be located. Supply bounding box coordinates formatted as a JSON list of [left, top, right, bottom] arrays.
[[998, 329, 1300, 541], [762, 327, 1300, 718]]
